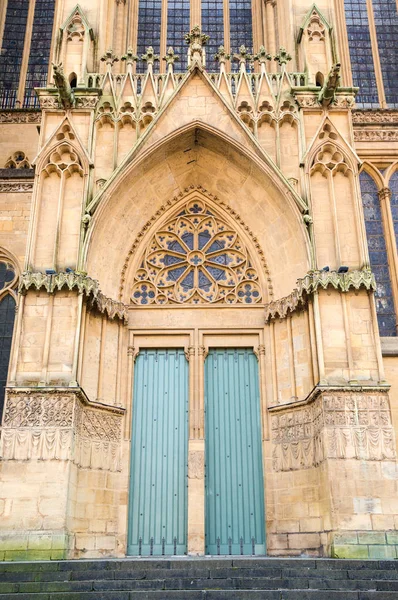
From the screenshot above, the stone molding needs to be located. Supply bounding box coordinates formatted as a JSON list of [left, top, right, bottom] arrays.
[[352, 110, 398, 124], [270, 387, 396, 471], [294, 91, 356, 110], [19, 271, 128, 322], [0, 111, 41, 124], [354, 130, 398, 142], [264, 268, 376, 322], [352, 110, 398, 143], [0, 182, 34, 193], [0, 388, 124, 471]]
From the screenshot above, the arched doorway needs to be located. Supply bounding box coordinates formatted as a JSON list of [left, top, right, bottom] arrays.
[[125, 193, 267, 556]]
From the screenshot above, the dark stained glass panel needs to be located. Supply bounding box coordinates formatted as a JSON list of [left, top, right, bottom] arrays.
[[372, 0, 398, 107], [360, 171, 396, 336], [0, 294, 15, 421], [23, 0, 56, 108], [201, 0, 224, 72], [136, 0, 162, 73], [0, 0, 29, 109], [229, 0, 253, 71], [167, 0, 190, 72], [344, 0, 379, 107], [389, 170, 398, 253]]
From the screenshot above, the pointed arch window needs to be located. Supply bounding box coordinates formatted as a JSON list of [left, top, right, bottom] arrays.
[[343, 0, 398, 107], [0, 0, 56, 109], [360, 171, 396, 336], [0, 260, 18, 419], [131, 198, 263, 305], [389, 171, 398, 242]]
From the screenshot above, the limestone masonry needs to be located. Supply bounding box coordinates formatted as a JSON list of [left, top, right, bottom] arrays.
[[0, 0, 398, 561]]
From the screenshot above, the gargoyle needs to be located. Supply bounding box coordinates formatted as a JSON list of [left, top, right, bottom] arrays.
[[52, 63, 74, 109], [318, 63, 341, 107]]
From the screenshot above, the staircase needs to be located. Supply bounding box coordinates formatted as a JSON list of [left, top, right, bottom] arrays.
[[0, 557, 397, 598]]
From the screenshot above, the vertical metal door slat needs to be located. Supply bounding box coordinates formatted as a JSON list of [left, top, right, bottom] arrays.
[[205, 348, 266, 555], [127, 349, 188, 556]]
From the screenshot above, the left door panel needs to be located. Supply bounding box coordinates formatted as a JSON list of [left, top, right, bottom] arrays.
[[127, 349, 189, 556]]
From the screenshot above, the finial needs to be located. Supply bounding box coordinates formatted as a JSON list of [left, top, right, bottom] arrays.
[[255, 46, 272, 63], [214, 45, 231, 63], [101, 49, 119, 70], [122, 47, 138, 66], [274, 47, 292, 66], [214, 45, 230, 74], [163, 47, 180, 66], [185, 25, 209, 67], [233, 45, 253, 73], [141, 46, 160, 74]]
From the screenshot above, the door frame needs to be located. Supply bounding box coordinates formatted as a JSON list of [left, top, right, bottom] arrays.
[[125, 324, 269, 556]]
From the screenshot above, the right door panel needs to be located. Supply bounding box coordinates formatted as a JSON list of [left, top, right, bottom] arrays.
[[205, 348, 266, 555]]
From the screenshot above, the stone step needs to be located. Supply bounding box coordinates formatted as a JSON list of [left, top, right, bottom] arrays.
[[0, 559, 397, 598], [0, 591, 397, 600], [1, 558, 397, 572]]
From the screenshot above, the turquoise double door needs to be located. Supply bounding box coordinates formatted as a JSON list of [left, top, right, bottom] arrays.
[[127, 348, 266, 556]]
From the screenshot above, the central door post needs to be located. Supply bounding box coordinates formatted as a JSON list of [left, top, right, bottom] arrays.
[[187, 344, 205, 555]]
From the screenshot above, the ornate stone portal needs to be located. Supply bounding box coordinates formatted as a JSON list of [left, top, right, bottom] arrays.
[[0, 6, 398, 562]]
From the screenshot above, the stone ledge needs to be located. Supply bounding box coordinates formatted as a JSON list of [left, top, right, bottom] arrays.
[[380, 337, 398, 356]]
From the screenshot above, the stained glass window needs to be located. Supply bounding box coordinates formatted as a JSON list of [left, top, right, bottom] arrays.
[[389, 170, 398, 254], [344, 0, 379, 107], [136, 0, 162, 73], [360, 171, 396, 336], [23, 0, 55, 108], [0, 261, 17, 420], [0, 0, 29, 109], [201, 0, 224, 71], [230, 0, 253, 71], [167, 0, 190, 72], [372, 0, 398, 107], [131, 198, 262, 305]]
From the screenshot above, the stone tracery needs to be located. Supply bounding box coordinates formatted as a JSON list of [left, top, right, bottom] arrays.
[[131, 198, 262, 305]]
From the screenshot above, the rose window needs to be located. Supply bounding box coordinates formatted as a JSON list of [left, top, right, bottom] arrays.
[[131, 199, 262, 305]]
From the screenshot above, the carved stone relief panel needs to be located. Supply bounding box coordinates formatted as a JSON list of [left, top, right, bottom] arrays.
[[271, 390, 396, 471], [0, 390, 124, 471]]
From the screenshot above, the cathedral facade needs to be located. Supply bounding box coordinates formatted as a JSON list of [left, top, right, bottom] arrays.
[[0, 0, 398, 560]]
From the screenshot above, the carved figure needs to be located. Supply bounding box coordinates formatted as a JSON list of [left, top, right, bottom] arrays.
[[52, 63, 74, 109], [318, 63, 341, 107]]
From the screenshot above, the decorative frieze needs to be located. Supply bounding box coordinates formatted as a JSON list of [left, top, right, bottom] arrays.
[[271, 389, 396, 471], [0, 182, 34, 193], [352, 110, 398, 124], [19, 271, 128, 322], [0, 389, 124, 471], [264, 268, 376, 321], [354, 130, 398, 142], [0, 111, 41, 124]]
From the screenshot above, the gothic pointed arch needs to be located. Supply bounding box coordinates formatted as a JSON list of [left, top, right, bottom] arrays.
[[85, 66, 308, 217], [0, 247, 19, 420], [304, 116, 361, 176], [33, 115, 91, 174], [122, 189, 270, 305], [84, 125, 311, 301]]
